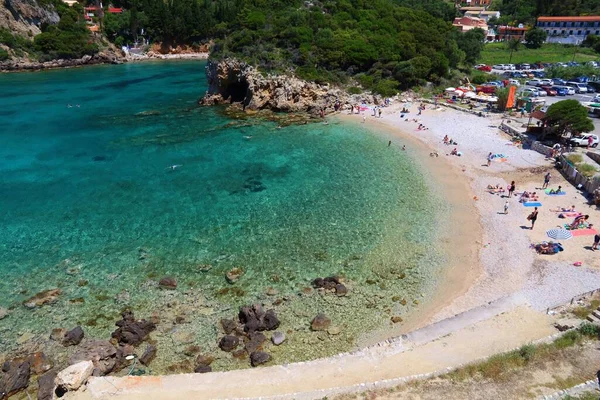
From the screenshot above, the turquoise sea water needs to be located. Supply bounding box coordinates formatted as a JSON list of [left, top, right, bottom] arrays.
[[0, 61, 444, 372]]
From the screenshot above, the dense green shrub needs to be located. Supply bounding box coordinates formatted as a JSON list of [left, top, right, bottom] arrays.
[[0, 48, 9, 61]]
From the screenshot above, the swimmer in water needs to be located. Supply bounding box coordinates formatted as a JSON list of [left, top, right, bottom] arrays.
[[243, 136, 252, 140], [166, 165, 182, 171], [323, 120, 329, 125], [402, 145, 406, 151]]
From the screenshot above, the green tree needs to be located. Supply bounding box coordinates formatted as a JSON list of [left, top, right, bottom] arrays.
[[525, 28, 547, 49], [495, 86, 511, 111], [456, 28, 485, 65], [544, 99, 594, 137]]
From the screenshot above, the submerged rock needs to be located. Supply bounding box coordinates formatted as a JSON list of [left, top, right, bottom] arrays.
[[0, 359, 31, 398], [111, 310, 156, 346], [55, 361, 94, 394], [244, 332, 266, 353], [238, 304, 280, 333], [194, 365, 212, 373], [226, 267, 244, 284], [220, 318, 237, 334], [0, 307, 8, 320], [23, 289, 61, 309], [158, 276, 177, 290], [50, 328, 66, 342], [310, 314, 331, 331], [63, 326, 84, 346], [249, 351, 270, 367], [218, 335, 239, 352], [391, 316, 403, 324]]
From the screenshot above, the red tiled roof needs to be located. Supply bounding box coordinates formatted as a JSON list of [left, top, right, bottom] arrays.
[[538, 16, 600, 22], [108, 7, 123, 13]]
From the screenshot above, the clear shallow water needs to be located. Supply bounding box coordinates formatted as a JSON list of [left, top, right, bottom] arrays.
[[0, 61, 444, 372]]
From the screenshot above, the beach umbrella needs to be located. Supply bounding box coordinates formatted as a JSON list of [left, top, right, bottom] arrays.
[[546, 229, 573, 241], [464, 91, 476, 99], [445, 87, 456, 92]]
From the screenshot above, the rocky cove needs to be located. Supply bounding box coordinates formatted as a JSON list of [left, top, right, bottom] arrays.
[[199, 58, 382, 115]]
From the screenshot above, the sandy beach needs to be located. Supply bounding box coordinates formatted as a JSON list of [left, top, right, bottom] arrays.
[[357, 101, 600, 323]]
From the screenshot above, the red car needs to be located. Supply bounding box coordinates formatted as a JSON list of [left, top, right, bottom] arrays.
[[540, 86, 557, 96], [475, 64, 492, 72], [476, 85, 496, 94]]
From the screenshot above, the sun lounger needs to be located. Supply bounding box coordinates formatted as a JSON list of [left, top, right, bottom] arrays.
[[545, 189, 566, 196], [523, 202, 542, 207]]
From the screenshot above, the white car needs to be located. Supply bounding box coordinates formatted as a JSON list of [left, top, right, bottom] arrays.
[[567, 82, 588, 93], [521, 88, 539, 97], [593, 95, 600, 102], [569, 134, 599, 148], [556, 85, 576, 95], [527, 79, 543, 86], [508, 79, 521, 86], [539, 79, 553, 86], [506, 64, 516, 70], [492, 64, 505, 70]]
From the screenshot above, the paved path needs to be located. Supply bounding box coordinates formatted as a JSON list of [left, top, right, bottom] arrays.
[[73, 304, 555, 400]]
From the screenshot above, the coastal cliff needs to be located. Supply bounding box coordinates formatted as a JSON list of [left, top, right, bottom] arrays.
[[1, 50, 123, 71], [199, 58, 381, 114], [0, 0, 59, 37]]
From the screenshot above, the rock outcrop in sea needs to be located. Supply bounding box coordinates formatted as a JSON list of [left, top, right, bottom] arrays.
[[199, 58, 381, 114]]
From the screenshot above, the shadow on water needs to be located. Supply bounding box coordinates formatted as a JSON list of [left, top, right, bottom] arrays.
[[92, 71, 177, 90]]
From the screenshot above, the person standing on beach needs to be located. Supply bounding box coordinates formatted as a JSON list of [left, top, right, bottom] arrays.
[[542, 172, 551, 189], [528, 207, 539, 229], [362, 115, 366, 123], [388, 140, 392, 147], [378, 108, 382, 118], [508, 181, 516, 197], [504, 200, 509, 215], [592, 234, 600, 251], [487, 152, 493, 167]]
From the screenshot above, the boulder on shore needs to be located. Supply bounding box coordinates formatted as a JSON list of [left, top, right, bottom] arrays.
[[55, 361, 94, 394], [238, 304, 280, 333], [249, 351, 270, 367], [0, 359, 31, 398], [139, 344, 157, 366], [69, 340, 117, 377], [37, 369, 58, 400], [23, 289, 61, 309], [63, 326, 84, 346], [271, 331, 286, 345]]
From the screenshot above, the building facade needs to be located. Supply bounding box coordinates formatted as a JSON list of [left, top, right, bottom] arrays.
[[536, 16, 600, 44], [496, 25, 528, 41], [464, 10, 500, 23]]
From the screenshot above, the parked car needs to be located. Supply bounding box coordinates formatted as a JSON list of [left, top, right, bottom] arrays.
[[555, 62, 568, 67], [527, 78, 543, 86], [508, 79, 521, 86], [588, 81, 600, 91], [566, 81, 588, 93], [532, 71, 546, 78], [521, 88, 539, 97], [586, 85, 596, 93], [586, 61, 599, 68], [475, 64, 492, 72], [552, 78, 567, 86], [567, 61, 580, 67], [572, 76, 589, 83], [532, 62, 544, 69], [492, 64, 506, 70], [506, 64, 516, 70], [593, 95, 600, 103], [539, 78, 553, 86], [568, 134, 599, 148], [539, 86, 557, 96], [551, 86, 568, 96], [516, 63, 531, 70]]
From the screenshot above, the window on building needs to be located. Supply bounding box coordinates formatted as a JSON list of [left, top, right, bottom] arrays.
[[577, 30, 581, 35], [569, 30, 573, 34]]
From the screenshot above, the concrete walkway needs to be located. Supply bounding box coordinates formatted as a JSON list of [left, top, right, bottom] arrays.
[[74, 303, 556, 400]]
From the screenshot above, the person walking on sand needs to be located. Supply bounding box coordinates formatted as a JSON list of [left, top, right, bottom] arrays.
[[504, 200, 509, 215], [362, 115, 366, 123], [508, 181, 516, 197], [487, 152, 493, 167], [592, 234, 600, 251], [542, 172, 551, 189], [528, 207, 539, 229], [378, 108, 382, 118]]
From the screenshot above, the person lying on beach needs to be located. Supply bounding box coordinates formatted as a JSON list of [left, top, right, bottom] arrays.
[[443, 135, 449, 144], [551, 205, 576, 212], [487, 185, 505, 193], [548, 186, 563, 194], [519, 191, 539, 203], [535, 242, 563, 255], [569, 215, 589, 230], [430, 152, 439, 157]]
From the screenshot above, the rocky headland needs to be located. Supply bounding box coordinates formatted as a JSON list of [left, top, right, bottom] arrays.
[[0, 50, 124, 72], [199, 58, 381, 115]]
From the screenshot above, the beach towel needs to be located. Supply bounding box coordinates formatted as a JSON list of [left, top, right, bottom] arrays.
[[571, 229, 598, 237], [545, 189, 566, 195], [523, 202, 542, 207]]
